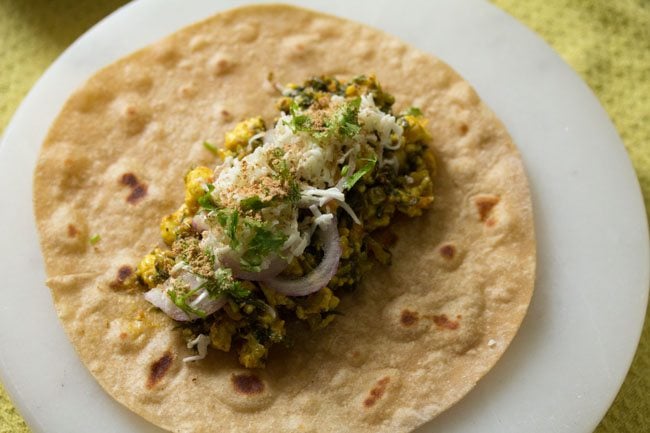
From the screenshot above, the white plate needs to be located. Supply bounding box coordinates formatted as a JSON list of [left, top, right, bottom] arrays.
[[0, 0, 648, 432]]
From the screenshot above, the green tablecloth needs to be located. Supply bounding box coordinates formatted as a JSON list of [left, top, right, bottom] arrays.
[[0, 1, 648, 432]]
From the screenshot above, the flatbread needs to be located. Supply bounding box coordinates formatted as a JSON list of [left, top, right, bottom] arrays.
[[33, 4, 535, 432]]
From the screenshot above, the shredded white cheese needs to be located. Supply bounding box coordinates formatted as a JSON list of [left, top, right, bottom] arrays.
[[201, 90, 404, 265], [183, 334, 211, 362]]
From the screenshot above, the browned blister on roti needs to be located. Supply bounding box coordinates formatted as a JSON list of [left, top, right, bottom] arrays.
[[33, 4, 535, 433]]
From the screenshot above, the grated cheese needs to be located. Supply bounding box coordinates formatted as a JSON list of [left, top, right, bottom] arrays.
[[183, 334, 211, 362]]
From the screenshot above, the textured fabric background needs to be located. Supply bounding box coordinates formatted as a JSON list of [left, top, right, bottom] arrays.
[[0, 0, 648, 432]]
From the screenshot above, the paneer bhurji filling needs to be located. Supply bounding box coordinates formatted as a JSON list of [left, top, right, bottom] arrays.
[[136, 75, 435, 368]]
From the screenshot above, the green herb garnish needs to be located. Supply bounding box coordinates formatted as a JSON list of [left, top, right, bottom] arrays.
[[335, 97, 361, 137], [404, 107, 423, 116], [284, 102, 312, 133], [202, 268, 251, 301], [239, 220, 288, 272], [312, 97, 361, 140], [168, 285, 207, 318], [343, 155, 377, 190], [216, 209, 239, 248], [240, 195, 271, 212], [286, 179, 301, 204], [89, 234, 101, 245], [198, 184, 219, 211], [203, 141, 218, 154]]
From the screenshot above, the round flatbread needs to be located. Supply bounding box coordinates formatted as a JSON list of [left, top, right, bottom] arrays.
[[33, 4, 535, 433]]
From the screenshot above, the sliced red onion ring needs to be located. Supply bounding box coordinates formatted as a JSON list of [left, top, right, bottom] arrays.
[[219, 252, 289, 281], [143, 271, 226, 322], [263, 217, 341, 297]]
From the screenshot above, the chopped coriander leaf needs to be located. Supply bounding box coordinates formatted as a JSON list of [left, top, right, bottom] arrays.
[[216, 209, 239, 248], [240, 222, 288, 271], [89, 233, 101, 245], [198, 184, 219, 211], [404, 107, 423, 116], [315, 97, 361, 140], [343, 155, 377, 190], [168, 287, 207, 318], [337, 97, 361, 137], [286, 179, 301, 204], [204, 248, 216, 267], [202, 268, 251, 301], [284, 102, 312, 133], [203, 141, 218, 154], [240, 195, 271, 212], [270, 157, 291, 181], [341, 165, 349, 177]]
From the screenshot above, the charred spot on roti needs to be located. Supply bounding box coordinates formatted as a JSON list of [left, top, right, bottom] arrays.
[[120, 173, 138, 187], [146, 351, 174, 389], [127, 184, 148, 204], [473, 194, 500, 222], [231, 373, 264, 395], [214, 370, 275, 411], [432, 314, 459, 330], [433, 241, 464, 270], [120, 173, 148, 204], [459, 123, 469, 135], [67, 224, 78, 238], [117, 265, 133, 281], [400, 309, 419, 327], [438, 243, 455, 259], [382, 298, 428, 341], [109, 265, 134, 290], [363, 377, 390, 408]]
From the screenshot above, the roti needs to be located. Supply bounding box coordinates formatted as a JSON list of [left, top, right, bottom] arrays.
[[32, 4, 535, 432]]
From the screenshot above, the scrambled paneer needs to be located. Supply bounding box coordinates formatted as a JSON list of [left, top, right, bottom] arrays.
[[136, 75, 434, 368]]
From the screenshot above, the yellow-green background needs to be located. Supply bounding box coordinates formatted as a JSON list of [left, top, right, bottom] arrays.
[[0, 0, 648, 431]]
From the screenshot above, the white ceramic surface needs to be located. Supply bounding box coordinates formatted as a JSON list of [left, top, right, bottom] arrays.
[[0, 0, 648, 432]]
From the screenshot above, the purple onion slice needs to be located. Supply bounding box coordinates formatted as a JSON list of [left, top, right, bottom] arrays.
[[263, 217, 341, 297]]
